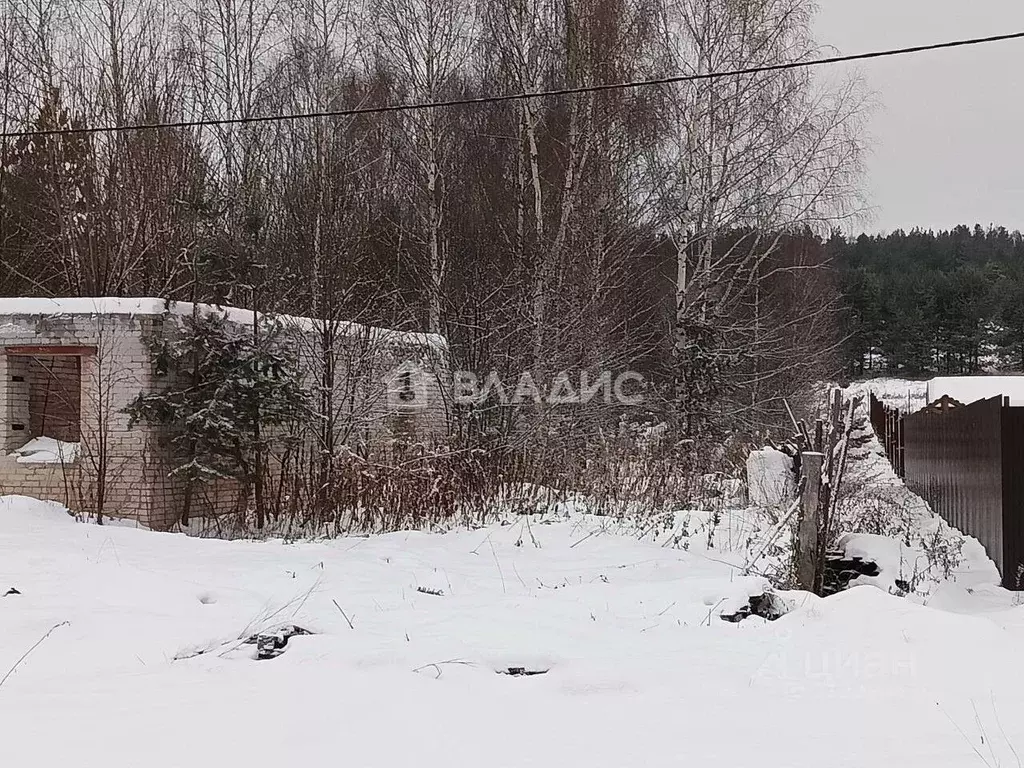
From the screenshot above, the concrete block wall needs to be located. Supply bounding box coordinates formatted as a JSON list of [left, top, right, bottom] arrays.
[[75, 316, 158, 524], [320, 332, 451, 447], [0, 456, 77, 507], [3, 356, 31, 452], [0, 312, 165, 526], [0, 304, 452, 531], [226, 319, 452, 461]]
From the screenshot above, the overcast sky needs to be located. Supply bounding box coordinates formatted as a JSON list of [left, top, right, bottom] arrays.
[[815, 1, 1024, 235]]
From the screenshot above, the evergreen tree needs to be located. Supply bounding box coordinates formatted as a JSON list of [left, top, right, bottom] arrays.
[[127, 312, 309, 526], [833, 225, 1024, 376]]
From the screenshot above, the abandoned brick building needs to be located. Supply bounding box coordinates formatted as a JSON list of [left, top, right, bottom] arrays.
[[0, 298, 450, 529]]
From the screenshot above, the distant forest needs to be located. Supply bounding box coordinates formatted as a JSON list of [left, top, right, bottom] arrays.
[[832, 225, 1024, 377]]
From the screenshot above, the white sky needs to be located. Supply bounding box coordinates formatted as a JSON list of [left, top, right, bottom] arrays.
[[815, 1, 1024, 234]]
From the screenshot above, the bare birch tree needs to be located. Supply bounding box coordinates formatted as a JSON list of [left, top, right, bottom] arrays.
[[371, 0, 474, 334], [0, 0, 871, 512], [658, 0, 867, 436]]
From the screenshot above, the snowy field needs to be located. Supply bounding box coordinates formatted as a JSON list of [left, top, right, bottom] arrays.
[[4, 488, 1024, 768]]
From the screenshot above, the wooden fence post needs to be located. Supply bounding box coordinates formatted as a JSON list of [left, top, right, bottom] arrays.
[[796, 451, 824, 592]]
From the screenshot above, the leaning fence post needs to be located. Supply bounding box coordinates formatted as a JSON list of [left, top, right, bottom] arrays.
[[796, 451, 824, 592]]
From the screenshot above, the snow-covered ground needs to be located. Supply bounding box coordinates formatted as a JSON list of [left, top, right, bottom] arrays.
[[834, 392, 1000, 598], [1, 377, 1020, 767], [848, 376, 928, 413], [4, 487, 1024, 768]]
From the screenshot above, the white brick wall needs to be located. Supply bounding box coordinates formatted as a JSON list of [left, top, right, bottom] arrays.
[[0, 307, 452, 529], [0, 313, 161, 523]]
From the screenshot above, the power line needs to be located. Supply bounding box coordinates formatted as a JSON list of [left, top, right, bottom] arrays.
[[3, 29, 1024, 139]]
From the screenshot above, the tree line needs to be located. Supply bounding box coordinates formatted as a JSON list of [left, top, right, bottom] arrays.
[[833, 225, 1024, 378], [0, 0, 865, 513]]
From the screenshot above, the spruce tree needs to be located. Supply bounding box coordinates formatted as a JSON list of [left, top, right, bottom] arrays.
[[128, 312, 309, 526]]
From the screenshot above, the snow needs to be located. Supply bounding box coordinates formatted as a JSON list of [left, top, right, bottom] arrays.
[[0, 494, 76, 532], [5, 491, 1024, 767], [0, 382, 1019, 766], [847, 377, 928, 413], [0, 296, 170, 317], [0, 296, 447, 349], [746, 447, 795, 508], [9, 436, 80, 464], [832, 385, 1002, 600], [927, 375, 1024, 407], [839, 530, 998, 595]]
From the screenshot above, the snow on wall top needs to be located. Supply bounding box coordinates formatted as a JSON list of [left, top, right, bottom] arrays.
[[927, 376, 1024, 407], [0, 297, 447, 350]]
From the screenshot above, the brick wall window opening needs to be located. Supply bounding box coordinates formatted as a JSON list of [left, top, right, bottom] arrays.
[[398, 371, 416, 403], [7, 353, 84, 449]]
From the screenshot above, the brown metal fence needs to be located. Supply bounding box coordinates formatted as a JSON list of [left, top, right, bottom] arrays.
[[1001, 406, 1024, 588], [869, 393, 904, 478], [870, 392, 1024, 588], [903, 397, 1006, 578]]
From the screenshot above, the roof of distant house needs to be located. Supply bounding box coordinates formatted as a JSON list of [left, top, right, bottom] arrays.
[[927, 376, 1024, 407]]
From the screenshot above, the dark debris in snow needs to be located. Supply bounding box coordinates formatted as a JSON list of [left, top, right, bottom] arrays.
[[822, 553, 881, 596], [244, 625, 313, 660], [499, 667, 549, 677], [720, 592, 791, 623]]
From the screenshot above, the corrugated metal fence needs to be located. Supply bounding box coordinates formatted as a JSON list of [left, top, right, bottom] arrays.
[[870, 394, 904, 477], [870, 393, 1024, 588], [1001, 406, 1024, 588]]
